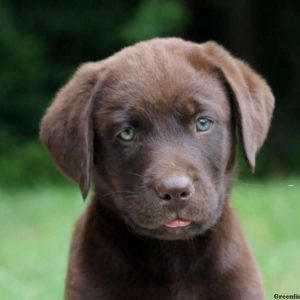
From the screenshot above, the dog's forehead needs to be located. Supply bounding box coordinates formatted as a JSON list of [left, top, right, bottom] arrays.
[[98, 39, 230, 122]]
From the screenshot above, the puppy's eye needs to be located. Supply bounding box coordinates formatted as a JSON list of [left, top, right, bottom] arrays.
[[118, 127, 136, 142], [196, 117, 214, 132]]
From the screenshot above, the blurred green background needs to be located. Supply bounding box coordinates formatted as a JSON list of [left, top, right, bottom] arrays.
[[0, 0, 299, 299]]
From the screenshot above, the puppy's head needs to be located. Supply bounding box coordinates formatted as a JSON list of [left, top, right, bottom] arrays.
[[40, 38, 274, 240]]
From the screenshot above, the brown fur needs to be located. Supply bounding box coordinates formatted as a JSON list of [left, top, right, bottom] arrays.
[[40, 38, 274, 300]]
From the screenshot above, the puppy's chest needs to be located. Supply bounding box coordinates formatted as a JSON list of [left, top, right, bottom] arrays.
[[105, 279, 207, 300], [148, 281, 207, 300], [100, 268, 208, 300], [108, 246, 210, 298]]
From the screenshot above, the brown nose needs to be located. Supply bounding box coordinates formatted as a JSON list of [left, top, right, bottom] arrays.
[[156, 175, 194, 204]]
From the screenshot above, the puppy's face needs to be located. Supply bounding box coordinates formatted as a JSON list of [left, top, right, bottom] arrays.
[[40, 38, 274, 240], [93, 50, 234, 239]]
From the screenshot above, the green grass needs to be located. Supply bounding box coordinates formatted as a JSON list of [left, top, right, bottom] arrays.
[[0, 179, 299, 300], [0, 185, 84, 300], [232, 179, 300, 298]]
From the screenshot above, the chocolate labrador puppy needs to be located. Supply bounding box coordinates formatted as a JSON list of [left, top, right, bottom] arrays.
[[40, 38, 274, 300]]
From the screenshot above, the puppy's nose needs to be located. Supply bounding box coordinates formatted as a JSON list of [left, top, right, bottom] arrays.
[[156, 175, 194, 204]]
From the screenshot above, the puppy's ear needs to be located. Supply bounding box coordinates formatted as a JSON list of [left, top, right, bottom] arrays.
[[200, 41, 275, 171], [40, 62, 104, 199]]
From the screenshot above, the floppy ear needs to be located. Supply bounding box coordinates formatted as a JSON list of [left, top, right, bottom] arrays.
[[40, 62, 104, 199], [199, 41, 275, 171]]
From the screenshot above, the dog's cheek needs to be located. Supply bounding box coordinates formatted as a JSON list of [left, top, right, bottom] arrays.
[[94, 139, 131, 203], [189, 127, 233, 227], [97, 144, 156, 222], [121, 188, 166, 229], [192, 175, 219, 218], [211, 127, 231, 170], [205, 125, 234, 187]]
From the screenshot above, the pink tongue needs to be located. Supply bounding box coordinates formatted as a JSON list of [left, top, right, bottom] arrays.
[[165, 219, 192, 228]]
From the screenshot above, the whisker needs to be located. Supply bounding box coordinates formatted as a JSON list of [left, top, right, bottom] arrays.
[[101, 190, 138, 198], [126, 171, 144, 178], [123, 194, 139, 199]]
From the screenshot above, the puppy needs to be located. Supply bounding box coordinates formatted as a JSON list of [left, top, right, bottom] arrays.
[[40, 38, 274, 300]]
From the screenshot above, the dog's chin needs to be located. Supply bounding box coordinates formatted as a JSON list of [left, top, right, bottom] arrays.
[[128, 221, 212, 240]]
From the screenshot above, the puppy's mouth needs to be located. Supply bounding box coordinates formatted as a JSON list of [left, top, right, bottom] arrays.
[[164, 218, 192, 228]]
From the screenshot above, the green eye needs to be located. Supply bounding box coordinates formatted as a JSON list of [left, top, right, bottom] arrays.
[[196, 117, 213, 132], [118, 127, 136, 142]]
